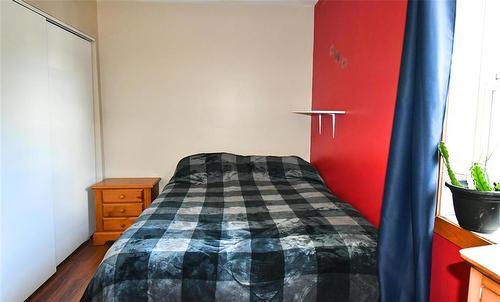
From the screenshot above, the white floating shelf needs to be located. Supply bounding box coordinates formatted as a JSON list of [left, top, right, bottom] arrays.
[[292, 110, 346, 115], [292, 110, 346, 138]]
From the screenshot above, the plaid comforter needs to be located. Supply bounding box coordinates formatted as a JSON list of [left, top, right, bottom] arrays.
[[82, 153, 378, 302]]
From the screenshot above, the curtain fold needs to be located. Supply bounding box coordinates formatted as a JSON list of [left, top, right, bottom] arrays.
[[377, 1, 456, 301]]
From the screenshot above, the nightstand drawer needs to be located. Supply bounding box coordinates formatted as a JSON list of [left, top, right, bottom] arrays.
[[103, 203, 143, 217], [102, 189, 143, 203], [103, 217, 137, 231], [92, 178, 161, 245], [481, 288, 500, 302]]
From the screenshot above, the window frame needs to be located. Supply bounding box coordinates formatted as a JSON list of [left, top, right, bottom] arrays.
[[434, 0, 499, 248]]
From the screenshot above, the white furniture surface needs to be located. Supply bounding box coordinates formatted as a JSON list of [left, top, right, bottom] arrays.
[[1, 1, 97, 300]]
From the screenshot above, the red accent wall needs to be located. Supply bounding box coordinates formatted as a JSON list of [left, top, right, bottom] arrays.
[[311, 2, 470, 302], [310, 0, 407, 227], [430, 235, 469, 302]]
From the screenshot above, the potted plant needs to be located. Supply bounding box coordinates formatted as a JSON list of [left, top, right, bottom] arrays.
[[438, 142, 500, 233]]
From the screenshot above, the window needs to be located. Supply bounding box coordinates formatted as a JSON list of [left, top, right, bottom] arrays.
[[438, 0, 500, 244]]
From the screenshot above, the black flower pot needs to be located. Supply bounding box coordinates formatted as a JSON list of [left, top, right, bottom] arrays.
[[445, 182, 500, 233]]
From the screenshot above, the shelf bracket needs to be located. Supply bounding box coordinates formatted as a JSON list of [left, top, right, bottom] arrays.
[[318, 114, 322, 135], [330, 113, 335, 138]]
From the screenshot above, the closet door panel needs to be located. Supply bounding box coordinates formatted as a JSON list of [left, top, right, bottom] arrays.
[[47, 23, 96, 264], [1, 1, 56, 301]]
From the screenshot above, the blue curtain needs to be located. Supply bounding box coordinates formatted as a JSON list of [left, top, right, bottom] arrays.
[[377, 1, 456, 301]]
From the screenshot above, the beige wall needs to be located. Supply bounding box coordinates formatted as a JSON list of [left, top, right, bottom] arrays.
[[97, 1, 314, 187], [24, 0, 98, 38]]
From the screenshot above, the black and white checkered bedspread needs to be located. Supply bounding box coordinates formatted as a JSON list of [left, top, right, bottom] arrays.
[[82, 153, 378, 302]]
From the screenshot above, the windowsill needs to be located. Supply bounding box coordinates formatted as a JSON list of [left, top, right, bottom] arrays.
[[443, 215, 500, 243], [434, 216, 498, 248]]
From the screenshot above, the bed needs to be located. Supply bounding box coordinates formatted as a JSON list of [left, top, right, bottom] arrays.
[[82, 153, 379, 302]]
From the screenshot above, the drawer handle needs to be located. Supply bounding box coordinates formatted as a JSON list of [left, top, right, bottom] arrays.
[[119, 194, 125, 199], [120, 208, 125, 213], [120, 223, 126, 228]]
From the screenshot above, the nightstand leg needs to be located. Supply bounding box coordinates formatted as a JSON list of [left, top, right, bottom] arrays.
[[467, 268, 482, 302], [92, 234, 107, 246], [92, 232, 120, 245]]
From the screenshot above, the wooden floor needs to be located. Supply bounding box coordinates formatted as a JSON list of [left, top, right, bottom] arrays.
[[27, 240, 111, 302]]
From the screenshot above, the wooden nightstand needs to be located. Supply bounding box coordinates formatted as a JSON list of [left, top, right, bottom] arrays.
[[460, 245, 500, 302], [91, 177, 161, 245]]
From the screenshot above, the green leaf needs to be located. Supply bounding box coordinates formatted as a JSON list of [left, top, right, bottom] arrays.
[[470, 163, 494, 191], [438, 142, 463, 187], [495, 183, 500, 191]]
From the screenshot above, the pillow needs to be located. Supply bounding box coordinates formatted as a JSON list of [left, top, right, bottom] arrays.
[[169, 153, 324, 185]]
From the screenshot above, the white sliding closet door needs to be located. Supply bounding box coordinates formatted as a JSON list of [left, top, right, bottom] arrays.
[[1, 1, 56, 301], [47, 23, 96, 265]]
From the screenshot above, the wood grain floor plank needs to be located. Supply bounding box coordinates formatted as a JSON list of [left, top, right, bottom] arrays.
[[26, 240, 111, 302]]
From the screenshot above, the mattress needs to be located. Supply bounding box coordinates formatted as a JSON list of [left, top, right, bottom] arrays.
[[82, 153, 379, 302]]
